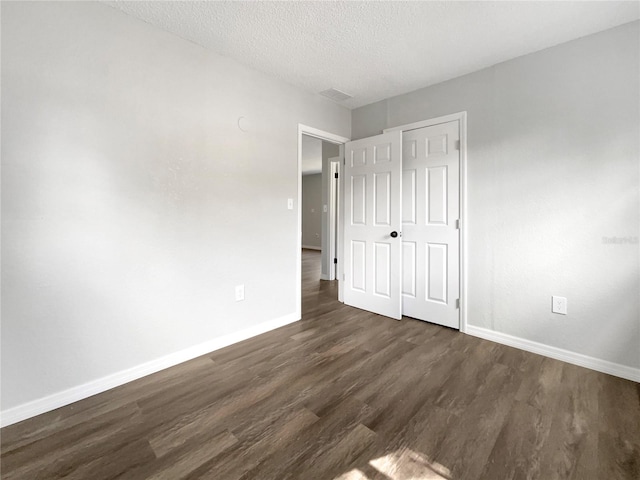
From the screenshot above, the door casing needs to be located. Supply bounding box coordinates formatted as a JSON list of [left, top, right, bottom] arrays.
[[328, 158, 341, 281], [297, 125, 349, 319]]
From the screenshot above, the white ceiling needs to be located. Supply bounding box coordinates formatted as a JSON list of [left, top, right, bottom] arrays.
[[106, 1, 639, 109]]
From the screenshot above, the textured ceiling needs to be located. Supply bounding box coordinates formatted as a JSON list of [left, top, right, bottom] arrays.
[[105, 1, 639, 109]]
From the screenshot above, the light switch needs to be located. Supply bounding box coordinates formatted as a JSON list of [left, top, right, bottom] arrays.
[[287, 198, 293, 210]]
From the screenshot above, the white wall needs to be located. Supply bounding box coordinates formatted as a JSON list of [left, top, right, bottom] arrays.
[[353, 21, 640, 374], [1, 1, 350, 416], [302, 174, 322, 249]]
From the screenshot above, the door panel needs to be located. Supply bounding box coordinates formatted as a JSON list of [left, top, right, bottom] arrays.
[[351, 147, 367, 167], [402, 121, 460, 328], [374, 242, 391, 297], [427, 134, 448, 156], [402, 169, 416, 224], [426, 242, 448, 303], [344, 131, 402, 319], [374, 172, 391, 225], [351, 175, 367, 225], [402, 241, 416, 297], [374, 143, 392, 163], [426, 166, 448, 225]]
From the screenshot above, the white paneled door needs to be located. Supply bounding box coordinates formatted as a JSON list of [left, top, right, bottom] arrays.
[[344, 131, 403, 319], [343, 121, 460, 328], [402, 121, 460, 328]]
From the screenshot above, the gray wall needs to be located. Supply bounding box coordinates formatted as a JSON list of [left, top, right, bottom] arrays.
[[352, 21, 640, 371], [302, 174, 322, 249], [1, 1, 350, 412]]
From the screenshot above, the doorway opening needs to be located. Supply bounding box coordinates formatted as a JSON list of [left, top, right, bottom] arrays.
[[297, 125, 349, 320]]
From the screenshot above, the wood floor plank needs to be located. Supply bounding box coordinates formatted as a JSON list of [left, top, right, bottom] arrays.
[[47, 437, 156, 480], [137, 430, 238, 480], [532, 363, 600, 480], [431, 362, 521, 480], [1, 249, 638, 479], [301, 339, 418, 418], [1, 402, 144, 480], [237, 397, 375, 480], [185, 407, 320, 479], [597, 373, 640, 479], [481, 400, 551, 480], [292, 423, 378, 479]]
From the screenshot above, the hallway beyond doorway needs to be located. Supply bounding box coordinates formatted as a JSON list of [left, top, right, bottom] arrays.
[[302, 248, 337, 318]]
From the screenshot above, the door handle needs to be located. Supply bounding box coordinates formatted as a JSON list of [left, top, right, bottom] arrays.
[[390, 231, 399, 238]]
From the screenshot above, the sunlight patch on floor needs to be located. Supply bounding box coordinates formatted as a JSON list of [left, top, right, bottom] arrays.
[[333, 468, 369, 480], [334, 448, 451, 480]]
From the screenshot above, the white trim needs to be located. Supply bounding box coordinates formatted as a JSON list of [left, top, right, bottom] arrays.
[[298, 125, 349, 315], [383, 111, 468, 133], [383, 112, 468, 333], [0, 313, 299, 428], [300, 125, 350, 145], [328, 158, 341, 281], [302, 245, 321, 251], [459, 113, 468, 334], [337, 144, 345, 303], [466, 325, 640, 382]]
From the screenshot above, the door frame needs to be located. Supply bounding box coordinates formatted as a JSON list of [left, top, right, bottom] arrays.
[[383, 111, 468, 333], [327, 157, 341, 281], [297, 125, 350, 319]]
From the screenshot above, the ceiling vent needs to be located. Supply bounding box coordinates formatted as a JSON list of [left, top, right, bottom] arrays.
[[319, 88, 353, 102]]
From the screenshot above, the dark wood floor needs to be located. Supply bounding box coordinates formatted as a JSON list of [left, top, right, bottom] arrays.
[[2, 249, 639, 479]]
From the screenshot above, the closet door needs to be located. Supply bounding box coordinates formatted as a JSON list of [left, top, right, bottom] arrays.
[[343, 131, 402, 319], [402, 121, 460, 329]]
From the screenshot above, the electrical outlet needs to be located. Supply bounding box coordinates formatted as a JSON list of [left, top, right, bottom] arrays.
[[287, 198, 293, 210], [235, 284, 245, 302], [552, 296, 567, 315]]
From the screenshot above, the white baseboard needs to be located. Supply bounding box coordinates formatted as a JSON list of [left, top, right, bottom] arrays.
[[0, 313, 300, 428], [465, 325, 640, 383], [301, 245, 321, 251]]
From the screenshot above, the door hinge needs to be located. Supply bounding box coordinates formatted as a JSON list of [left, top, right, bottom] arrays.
[[455, 140, 461, 150], [456, 299, 460, 309], [455, 219, 461, 229], [333, 258, 337, 264], [334, 172, 339, 179]]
